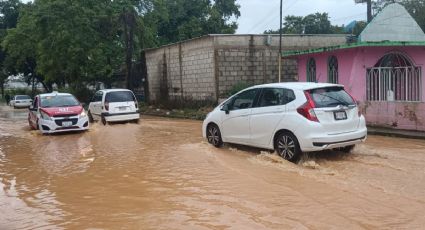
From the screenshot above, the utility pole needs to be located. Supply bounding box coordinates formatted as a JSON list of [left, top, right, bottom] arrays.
[[367, 0, 372, 22], [278, 0, 283, 82], [355, 0, 373, 23]]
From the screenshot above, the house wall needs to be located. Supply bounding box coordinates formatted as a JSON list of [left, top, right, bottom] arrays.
[[145, 34, 347, 103], [145, 36, 216, 102], [297, 46, 425, 131]]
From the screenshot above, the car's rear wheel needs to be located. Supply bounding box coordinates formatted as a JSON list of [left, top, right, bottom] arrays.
[[206, 124, 223, 148], [101, 115, 107, 125], [340, 145, 355, 153], [275, 131, 301, 162], [88, 111, 94, 123]]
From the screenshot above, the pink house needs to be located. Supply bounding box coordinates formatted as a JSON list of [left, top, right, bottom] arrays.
[[283, 3, 425, 131]]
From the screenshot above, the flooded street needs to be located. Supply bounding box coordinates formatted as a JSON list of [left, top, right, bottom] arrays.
[[1, 104, 425, 229]]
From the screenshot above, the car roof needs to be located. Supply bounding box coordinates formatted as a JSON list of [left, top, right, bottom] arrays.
[[248, 82, 344, 91], [98, 89, 133, 93], [38, 92, 73, 97]]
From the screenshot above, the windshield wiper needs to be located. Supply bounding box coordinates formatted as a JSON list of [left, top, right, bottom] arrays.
[[314, 93, 352, 106]]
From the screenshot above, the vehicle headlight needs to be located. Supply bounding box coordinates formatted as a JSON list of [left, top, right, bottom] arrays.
[[40, 111, 52, 121], [79, 110, 87, 118]]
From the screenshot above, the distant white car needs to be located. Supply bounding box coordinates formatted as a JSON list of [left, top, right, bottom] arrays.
[[202, 82, 367, 162], [88, 89, 140, 125], [10, 95, 32, 108]]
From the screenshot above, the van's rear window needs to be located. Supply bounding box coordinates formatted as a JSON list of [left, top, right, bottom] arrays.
[[105, 91, 135, 103], [309, 87, 355, 108]]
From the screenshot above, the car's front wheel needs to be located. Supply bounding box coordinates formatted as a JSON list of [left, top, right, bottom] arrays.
[[275, 131, 301, 162], [101, 115, 107, 125], [206, 124, 223, 147], [88, 110, 94, 123]]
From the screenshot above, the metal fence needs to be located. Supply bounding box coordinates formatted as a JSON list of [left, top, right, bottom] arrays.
[[366, 67, 422, 102]]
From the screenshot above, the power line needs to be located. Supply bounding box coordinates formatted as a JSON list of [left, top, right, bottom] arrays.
[[247, 0, 298, 33]]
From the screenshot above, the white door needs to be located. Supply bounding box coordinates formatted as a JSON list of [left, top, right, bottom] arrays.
[[90, 91, 103, 118], [250, 88, 296, 148], [220, 89, 259, 144]]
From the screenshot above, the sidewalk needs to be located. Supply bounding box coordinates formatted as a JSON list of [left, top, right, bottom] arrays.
[[368, 126, 425, 140]]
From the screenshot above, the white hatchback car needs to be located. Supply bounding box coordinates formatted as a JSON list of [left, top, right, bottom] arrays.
[[88, 89, 140, 125], [10, 95, 32, 108], [202, 82, 367, 162]]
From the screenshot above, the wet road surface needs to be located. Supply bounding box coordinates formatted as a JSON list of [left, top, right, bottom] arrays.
[[0, 104, 424, 229]]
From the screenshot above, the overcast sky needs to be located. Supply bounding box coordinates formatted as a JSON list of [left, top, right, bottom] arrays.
[[236, 0, 367, 34]]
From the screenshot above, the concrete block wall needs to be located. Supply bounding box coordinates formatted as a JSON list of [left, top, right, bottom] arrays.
[[145, 36, 215, 102], [213, 35, 346, 97], [145, 34, 347, 103]]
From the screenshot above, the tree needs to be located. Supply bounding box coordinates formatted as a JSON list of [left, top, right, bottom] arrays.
[[0, 0, 23, 96], [152, 0, 240, 45], [265, 13, 343, 34]]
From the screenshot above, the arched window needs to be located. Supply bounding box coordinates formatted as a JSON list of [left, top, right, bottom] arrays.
[[306, 58, 316, 82], [367, 52, 421, 101], [328, 56, 338, 83]]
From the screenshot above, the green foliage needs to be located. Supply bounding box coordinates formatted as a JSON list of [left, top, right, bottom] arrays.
[[57, 86, 95, 104], [151, 0, 240, 45], [1, 0, 241, 95], [226, 81, 252, 97], [265, 13, 344, 35]]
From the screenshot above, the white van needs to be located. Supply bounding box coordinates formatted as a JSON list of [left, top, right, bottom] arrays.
[[88, 89, 140, 125]]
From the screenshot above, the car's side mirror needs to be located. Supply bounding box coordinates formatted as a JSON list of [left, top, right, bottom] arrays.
[[221, 104, 230, 115]]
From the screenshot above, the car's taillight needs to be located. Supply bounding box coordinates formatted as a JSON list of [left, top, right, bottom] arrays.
[[105, 102, 109, 111], [346, 90, 361, 117], [297, 91, 319, 122], [135, 102, 138, 109]]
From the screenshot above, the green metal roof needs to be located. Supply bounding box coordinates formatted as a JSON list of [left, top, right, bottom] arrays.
[[282, 41, 425, 57]]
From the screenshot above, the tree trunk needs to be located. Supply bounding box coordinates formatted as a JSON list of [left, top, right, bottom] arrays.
[[122, 9, 135, 90]]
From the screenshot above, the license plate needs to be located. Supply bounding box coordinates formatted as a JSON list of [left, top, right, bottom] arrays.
[[62, 121, 72, 127], [334, 111, 347, 120], [119, 107, 128, 111]]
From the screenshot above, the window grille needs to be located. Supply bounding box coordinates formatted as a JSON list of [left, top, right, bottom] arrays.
[[307, 58, 316, 82], [366, 53, 422, 102], [328, 56, 338, 83]]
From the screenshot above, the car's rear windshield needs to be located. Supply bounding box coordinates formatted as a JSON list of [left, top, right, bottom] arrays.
[[16, 95, 31, 100], [105, 91, 135, 103], [40, 95, 80, 108], [309, 87, 355, 108]]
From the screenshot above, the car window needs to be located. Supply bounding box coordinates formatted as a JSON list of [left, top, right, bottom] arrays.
[[105, 91, 136, 103], [93, 91, 103, 102], [309, 87, 355, 108], [229, 89, 258, 111], [16, 95, 31, 100], [41, 95, 80, 108], [258, 88, 295, 107]]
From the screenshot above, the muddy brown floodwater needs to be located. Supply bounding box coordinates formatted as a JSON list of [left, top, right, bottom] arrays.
[[1, 104, 425, 229]]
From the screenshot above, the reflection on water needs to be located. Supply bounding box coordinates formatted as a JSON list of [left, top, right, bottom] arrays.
[[1, 104, 425, 229]]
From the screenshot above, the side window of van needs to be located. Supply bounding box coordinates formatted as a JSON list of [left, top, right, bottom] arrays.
[[258, 88, 296, 107], [93, 92, 103, 102]]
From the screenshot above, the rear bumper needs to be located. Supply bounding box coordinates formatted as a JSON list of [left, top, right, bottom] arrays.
[[102, 111, 140, 122], [13, 103, 32, 108], [38, 117, 89, 134], [299, 127, 367, 152]]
